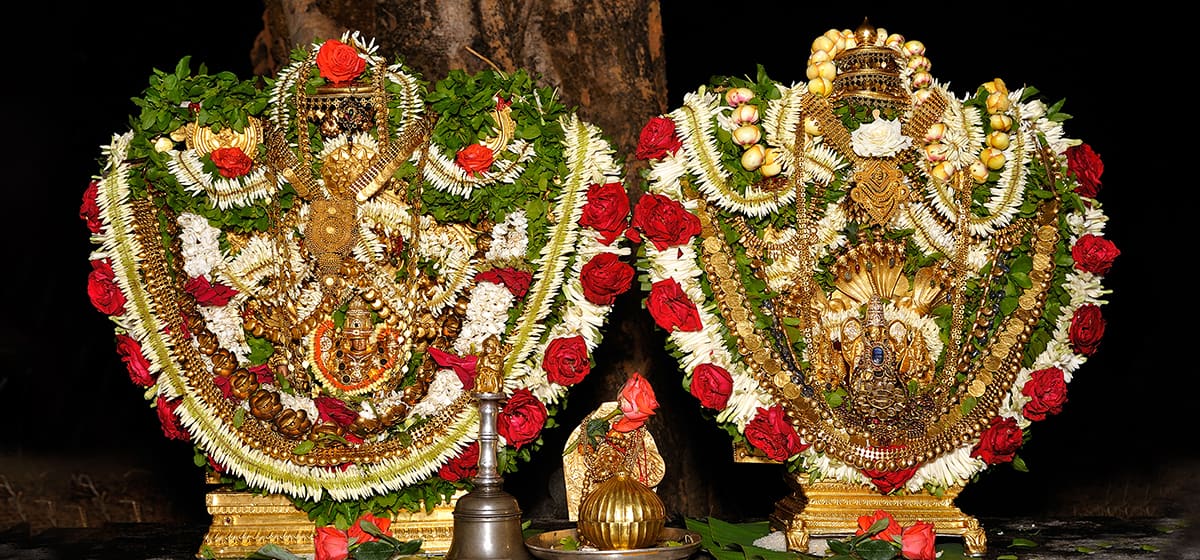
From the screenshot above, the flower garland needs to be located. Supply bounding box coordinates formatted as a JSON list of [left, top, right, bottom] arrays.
[[631, 24, 1117, 496], [81, 32, 634, 523]]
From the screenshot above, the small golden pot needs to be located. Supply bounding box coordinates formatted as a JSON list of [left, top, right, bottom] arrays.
[[577, 472, 666, 550]]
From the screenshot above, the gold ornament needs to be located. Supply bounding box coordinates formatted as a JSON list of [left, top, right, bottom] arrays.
[[576, 472, 666, 550]]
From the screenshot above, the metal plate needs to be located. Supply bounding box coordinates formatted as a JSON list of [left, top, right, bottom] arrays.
[[525, 527, 703, 560]]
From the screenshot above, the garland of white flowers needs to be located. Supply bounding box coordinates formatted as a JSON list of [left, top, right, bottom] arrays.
[[641, 76, 1110, 494]]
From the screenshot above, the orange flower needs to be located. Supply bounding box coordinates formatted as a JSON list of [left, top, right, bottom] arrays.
[[611, 372, 658, 432], [346, 511, 392, 544], [855, 509, 902, 543]]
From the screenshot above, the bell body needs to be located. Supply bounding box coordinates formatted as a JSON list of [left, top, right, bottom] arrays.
[[576, 472, 666, 550]]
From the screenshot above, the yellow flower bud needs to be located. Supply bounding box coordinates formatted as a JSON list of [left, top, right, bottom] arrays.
[[815, 61, 836, 81], [983, 78, 1008, 95], [760, 147, 784, 177], [809, 50, 831, 64], [987, 130, 1010, 150], [732, 125, 762, 147], [924, 123, 946, 143], [804, 117, 821, 137], [989, 114, 1013, 132], [907, 55, 931, 72], [808, 77, 832, 97], [725, 87, 755, 107], [154, 137, 176, 153], [913, 89, 935, 105], [903, 40, 925, 57], [930, 162, 955, 182], [885, 33, 905, 49], [986, 91, 1010, 114], [911, 72, 932, 89], [924, 143, 951, 162], [980, 147, 1006, 170], [741, 144, 766, 171], [812, 35, 835, 53], [733, 103, 759, 125], [969, 160, 990, 182]]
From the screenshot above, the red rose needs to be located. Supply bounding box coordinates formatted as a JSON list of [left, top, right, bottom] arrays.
[[630, 193, 702, 251], [862, 464, 919, 494], [209, 147, 254, 178], [347, 512, 392, 544], [542, 335, 591, 386], [428, 347, 479, 390], [580, 252, 634, 306], [498, 388, 547, 449], [250, 364, 276, 385], [1071, 234, 1119, 276], [744, 406, 805, 462], [155, 396, 190, 442], [1066, 143, 1103, 198], [212, 375, 234, 400], [438, 442, 480, 483], [184, 275, 239, 307], [315, 396, 359, 426], [80, 180, 103, 234], [900, 520, 937, 560], [646, 278, 702, 332], [613, 372, 659, 432], [476, 267, 532, 298], [579, 182, 630, 245], [455, 143, 494, 176], [115, 334, 154, 387], [689, 363, 733, 410], [970, 416, 1023, 465], [315, 39, 366, 85], [313, 526, 350, 560], [87, 259, 126, 316], [856, 509, 902, 542], [635, 116, 683, 160], [1068, 303, 1106, 357], [1021, 367, 1068, 421]]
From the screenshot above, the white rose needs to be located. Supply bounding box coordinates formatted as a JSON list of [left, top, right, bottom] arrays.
[[850, 115, 912, 158]]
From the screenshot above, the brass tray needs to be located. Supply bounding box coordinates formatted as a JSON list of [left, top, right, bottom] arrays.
[[525, 527, 703, 560]]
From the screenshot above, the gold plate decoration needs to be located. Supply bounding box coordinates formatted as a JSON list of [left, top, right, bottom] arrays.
[[631, 21, 1117, 550], [82, 31, 633, 521]]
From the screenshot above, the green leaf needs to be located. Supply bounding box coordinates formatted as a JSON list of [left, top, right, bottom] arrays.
[[558, 535, 580, 550], [233, 407, 246, 428], [293, 440, 315, 455], [1140, 544, 1160, 552], [351, 540, 399, 560], [1008, 537, 1038, 548], [245, 544, 305, 560], [1011, 455, 1028, 472], [996, 555, 1018, 560], [960, 396, 977, 415], [1075, 545, 1097, 553], [857, 539, 901, 560]]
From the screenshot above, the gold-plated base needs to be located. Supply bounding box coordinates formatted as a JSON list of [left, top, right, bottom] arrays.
[[769, 477, 987, 556], [199, 487, 458, 559]]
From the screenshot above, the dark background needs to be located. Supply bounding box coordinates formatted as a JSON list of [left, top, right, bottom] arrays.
[[2, 0, 1190, 539]]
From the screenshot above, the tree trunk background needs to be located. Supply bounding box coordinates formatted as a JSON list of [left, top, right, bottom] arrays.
[[248, 0, 787, 523]]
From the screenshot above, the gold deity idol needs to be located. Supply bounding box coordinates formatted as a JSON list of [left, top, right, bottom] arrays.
[[637, 20, 1114, 555]]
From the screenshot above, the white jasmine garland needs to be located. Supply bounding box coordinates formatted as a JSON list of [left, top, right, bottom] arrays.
[[177, 212, 224, 278], [485, 210, 529, 264], [409, 368, 466, 419], [453, 277, 516, 356]]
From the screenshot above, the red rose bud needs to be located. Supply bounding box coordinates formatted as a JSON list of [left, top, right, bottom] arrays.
[[455, 143, 494, 177], [580, 252, 634, 306], [315, 39, 366, 85], [115, 334, 154, 387], [80, 180, 103, 234], [630, 193, 702, 251], [542, 335, 591, 386], [612, 372, 658, 432], [635, 116, 683, 160], [1068, 303, 1106, 357], [646, 277, 702, 332], [579, 182, 630, 245], [1071, 234, 1119, 275], [184, 275, 239, 307], [689, 363, 733, 410], [1066, 143, 1103, 198]]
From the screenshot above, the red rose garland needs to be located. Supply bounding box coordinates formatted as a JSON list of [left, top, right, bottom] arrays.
[[80, 180, 102, 234], [579, 181, 630, 245], [315, 396, 359, 426], [155, 396, 190, 441], [861, 464, 920, 495], [542, 335, 591, 386], [646, 278, 702, 332], [689, 363, 733, 410], [475, 267, 533, 298], [579, 252, 634, 306]]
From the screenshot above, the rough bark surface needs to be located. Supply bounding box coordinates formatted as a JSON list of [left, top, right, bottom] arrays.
[[249, 0, 758, 521]]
